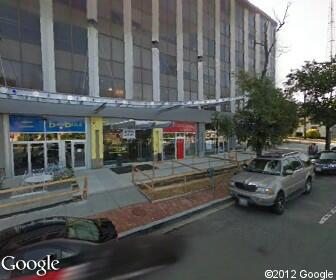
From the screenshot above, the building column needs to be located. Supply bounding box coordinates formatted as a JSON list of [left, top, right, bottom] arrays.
[[230, 0, 236, 113], [255, 13, 261, 74], [2, 114, 12, 177], [197, 0, 204, 100], [242, 8, 249, 108], [90, 117, 103, 169], [197, 122, 205, 157], [215, 0, 221, 111], [176, 0, 184, 102], [244, 8, 249, 73], [87, 0, 100, 97], [124, 0, 133, 99], [40, 0, 56, 92], [152, 128, 163, 161], [152, 0, 160, 101]]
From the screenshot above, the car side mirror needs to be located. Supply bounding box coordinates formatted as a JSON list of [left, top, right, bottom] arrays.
[[284, 169, 294, 176]]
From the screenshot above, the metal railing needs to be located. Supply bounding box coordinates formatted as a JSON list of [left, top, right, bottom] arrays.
[[0, 176, 88, 214], [131, 156, 246, 202]]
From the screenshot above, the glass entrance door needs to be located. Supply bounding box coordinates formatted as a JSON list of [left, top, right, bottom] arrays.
[[73, 142, 85, 168], [63, 141, 86, 169]]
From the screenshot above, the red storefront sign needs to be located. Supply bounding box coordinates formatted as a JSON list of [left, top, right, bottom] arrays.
[[163, 122, 196, 133]]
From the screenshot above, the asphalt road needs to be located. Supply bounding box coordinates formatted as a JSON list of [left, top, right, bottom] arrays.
[[142, 174, 336, 280]]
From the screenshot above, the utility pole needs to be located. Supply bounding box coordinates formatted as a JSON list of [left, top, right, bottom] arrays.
[[328, 0, 336, 59], [327, 0, 335, 144]]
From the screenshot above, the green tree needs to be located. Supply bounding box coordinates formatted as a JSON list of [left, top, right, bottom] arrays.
[[234, 73, 298, 156], [212, 112, 235, 150], [286, 59, 336, 150]]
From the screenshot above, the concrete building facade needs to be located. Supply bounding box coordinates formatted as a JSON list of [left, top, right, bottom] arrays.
[[0, 0, 276, 178]]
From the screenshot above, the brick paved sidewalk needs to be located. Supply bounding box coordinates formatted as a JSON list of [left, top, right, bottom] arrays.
[[92, 186, 230, 234]]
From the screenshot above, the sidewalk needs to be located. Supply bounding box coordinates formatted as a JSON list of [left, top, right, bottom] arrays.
[[91, 183, 230, 234], [286, 137, 336, 145], [0, 153, 248, 231]]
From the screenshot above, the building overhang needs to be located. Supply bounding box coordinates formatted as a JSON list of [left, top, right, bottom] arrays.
[[0, 87, 243, 123]]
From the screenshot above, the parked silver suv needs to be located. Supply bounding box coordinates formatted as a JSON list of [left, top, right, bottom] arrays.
[[229, 150, 314, 214]]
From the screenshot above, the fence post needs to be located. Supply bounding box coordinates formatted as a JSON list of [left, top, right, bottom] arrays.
[[184, 175, 187, 193], [82, 176, 88, 200], [152, 161, 156, 178], [132, 165, 135, 183]]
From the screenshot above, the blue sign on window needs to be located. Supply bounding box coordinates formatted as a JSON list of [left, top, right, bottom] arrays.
[[46, 116, 85, 133], [9, 115, 44, 133], [10, 115, 85, 133]]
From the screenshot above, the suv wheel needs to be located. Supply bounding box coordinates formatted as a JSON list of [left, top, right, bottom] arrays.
[[272, 192, 285, 215], [304, 178, 312, 194]]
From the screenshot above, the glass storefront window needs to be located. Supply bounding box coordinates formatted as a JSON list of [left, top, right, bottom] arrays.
[[9, 115, 87, 174], [185, 133, 196, 157], [205, 130, 218, 155], [13, 144, 29, 176], [47, 143, 59, 166], [163, 133, 176, 160], [103, 127, 153, 165], [31, 143, 45, 171], [59, 133, 86, 140], [10, 133, 85, 141]]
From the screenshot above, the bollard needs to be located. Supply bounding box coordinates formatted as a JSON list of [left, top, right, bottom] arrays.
[[207, 168, 215, 196], [82, 177, 88, 200]]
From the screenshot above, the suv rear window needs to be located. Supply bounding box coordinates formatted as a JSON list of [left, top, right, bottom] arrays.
[[246, 159, 281, 175]]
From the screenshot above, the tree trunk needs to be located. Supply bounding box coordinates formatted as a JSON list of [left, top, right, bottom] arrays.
[[325, 126, 331, 150], [256, 143, 263, 157]]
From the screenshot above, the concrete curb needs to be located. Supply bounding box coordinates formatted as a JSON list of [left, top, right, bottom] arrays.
[[286, 139, 336, 145], [119, 195, 234, 238]]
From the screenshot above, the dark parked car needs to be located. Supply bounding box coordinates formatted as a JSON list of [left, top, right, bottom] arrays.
[[0, 217, 183, 280], [0, 216, 118, 256], [313, 151, 336, 175]]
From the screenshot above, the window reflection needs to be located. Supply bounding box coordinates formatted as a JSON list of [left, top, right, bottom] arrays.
[[203, 0, 216, 100], [10, 133, 85, 141], [98, 0, 126, 99], [183, 0, 198, 101], [0, 0, 42, 90], [159, 0, 177, 102], [53, 0, 89, 95]]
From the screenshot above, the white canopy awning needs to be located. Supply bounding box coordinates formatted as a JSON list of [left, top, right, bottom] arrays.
[[0, 86, 241, 123], [109, 120, 172, 129]]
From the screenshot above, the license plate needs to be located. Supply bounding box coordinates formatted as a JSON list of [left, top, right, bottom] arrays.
[[316, 167, 322, 172], [238, 198, 249, 207]]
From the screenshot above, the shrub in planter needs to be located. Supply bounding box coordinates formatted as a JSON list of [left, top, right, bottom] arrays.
[[306, 129, 321, 139]]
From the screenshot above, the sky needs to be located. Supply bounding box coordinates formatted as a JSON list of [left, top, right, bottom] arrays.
[[249, 0, 330, 88]]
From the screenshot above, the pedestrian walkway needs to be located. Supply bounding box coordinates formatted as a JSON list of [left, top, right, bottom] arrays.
[[92, 183, 230, 234], [0, 152, 253, 231]]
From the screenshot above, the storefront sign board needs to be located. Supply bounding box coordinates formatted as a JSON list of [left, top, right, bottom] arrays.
[[122, 129, 136, 139]]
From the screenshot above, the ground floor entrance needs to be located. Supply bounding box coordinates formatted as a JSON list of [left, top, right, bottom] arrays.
[[163, 122, 197, 160], [9, 115, 87, 176], [12, 140, 86, 176]]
